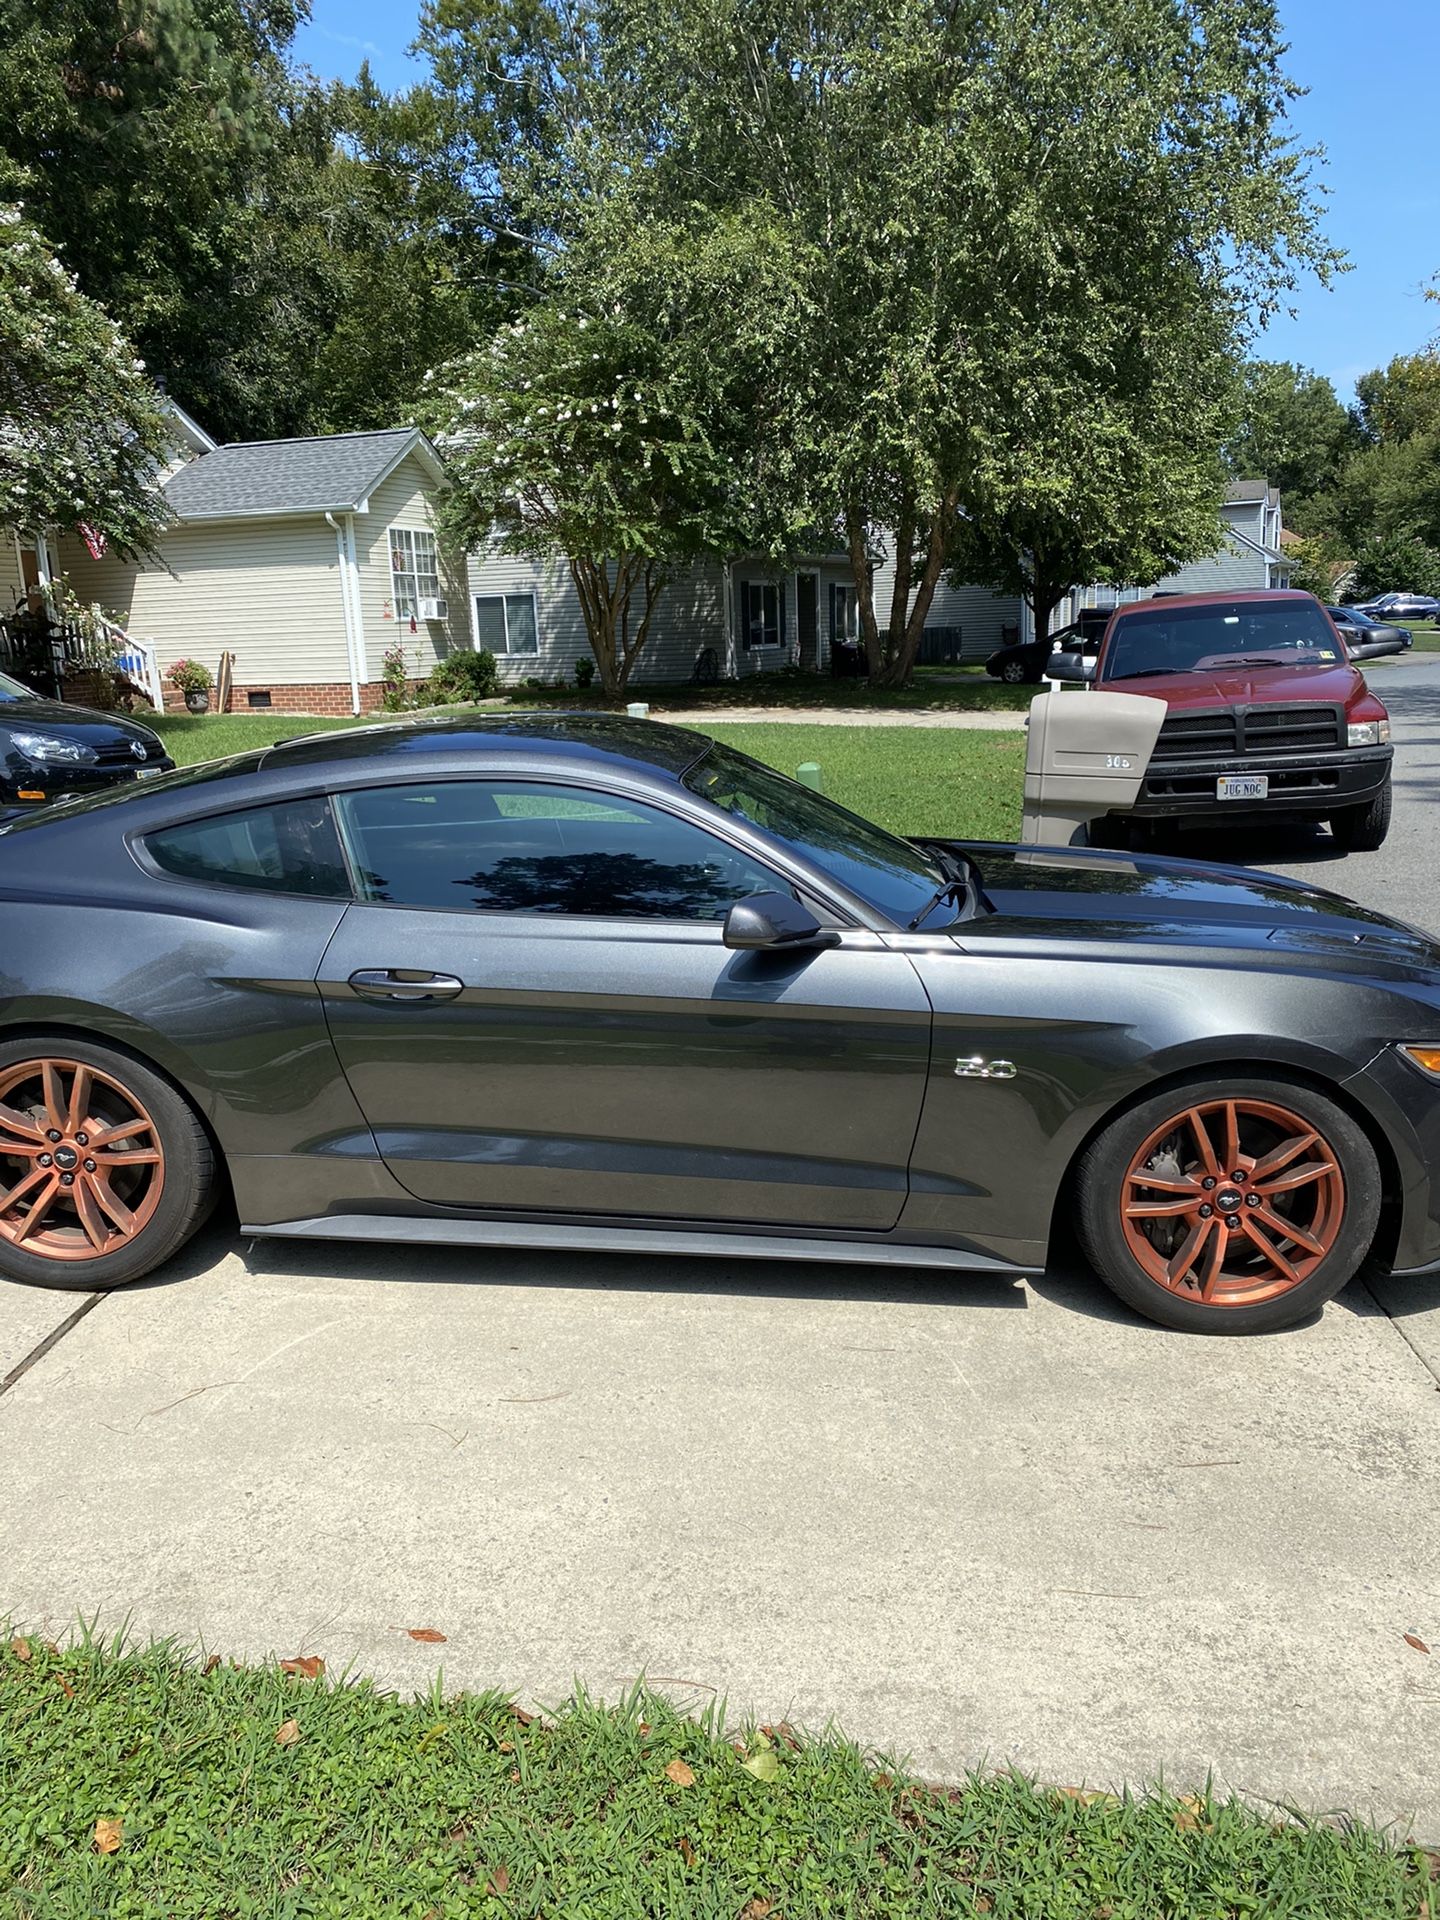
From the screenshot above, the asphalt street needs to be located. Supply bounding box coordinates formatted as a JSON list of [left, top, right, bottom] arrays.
[[3, 662, 1440, 1839]]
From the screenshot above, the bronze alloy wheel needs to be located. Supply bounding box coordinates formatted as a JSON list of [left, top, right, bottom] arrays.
[[0, 1058, 166, 1263], [1120, 1096, 1346, 1309]]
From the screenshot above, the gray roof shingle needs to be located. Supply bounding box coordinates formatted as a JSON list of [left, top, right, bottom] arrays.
[[163, 428, 438, 521]]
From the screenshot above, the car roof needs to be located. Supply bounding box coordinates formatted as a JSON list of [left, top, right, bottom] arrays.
[[1110, 589, 1320, 619], [257, 711, 710, 779]]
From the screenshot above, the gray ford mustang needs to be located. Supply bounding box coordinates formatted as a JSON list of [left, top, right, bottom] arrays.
[[2, 712, 1440, 1334]]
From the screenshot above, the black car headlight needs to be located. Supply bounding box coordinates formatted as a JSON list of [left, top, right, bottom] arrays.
[[7, 730, 99, 767]]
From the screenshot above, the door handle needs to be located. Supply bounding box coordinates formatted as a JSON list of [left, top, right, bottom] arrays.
[[347, 969, 465, 1004]]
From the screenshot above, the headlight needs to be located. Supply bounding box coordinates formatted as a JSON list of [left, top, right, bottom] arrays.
[[1347, 719, 1390, 747], [7, 730, 99, 766], [1400, 1046, 1440, 1079]]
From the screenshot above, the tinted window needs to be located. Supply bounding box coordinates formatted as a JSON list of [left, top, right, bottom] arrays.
[[145, 797, 351, 897], [1102, 599, 1342, 681], [683, 740, 944, 925], [335, 781, 782, 920]]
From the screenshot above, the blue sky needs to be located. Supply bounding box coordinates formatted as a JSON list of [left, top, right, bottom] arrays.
[[294, 0, 1438, 399]]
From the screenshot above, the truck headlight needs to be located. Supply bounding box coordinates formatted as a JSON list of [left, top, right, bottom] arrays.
[[7, 730, 98, 766], [1347, 719, 1390, 747]]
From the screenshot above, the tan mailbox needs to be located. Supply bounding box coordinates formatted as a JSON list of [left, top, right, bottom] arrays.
[[1021, 688, 1168, 846]]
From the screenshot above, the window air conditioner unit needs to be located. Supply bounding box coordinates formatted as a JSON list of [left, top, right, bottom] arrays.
[[419, 597, 448, 621]]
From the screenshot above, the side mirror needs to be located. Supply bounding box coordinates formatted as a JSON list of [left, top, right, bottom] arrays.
[[723, 891, 839, 952], [1349, 637, 1405, 662], [1046, 650, 1095, 684]]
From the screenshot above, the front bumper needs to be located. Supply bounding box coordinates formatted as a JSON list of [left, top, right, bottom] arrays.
[[0, 760, 175, 820], [1126, 746, 1391, 820]]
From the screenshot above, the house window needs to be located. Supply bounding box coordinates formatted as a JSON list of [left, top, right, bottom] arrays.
[[828, 582, 857, 643], [474, 593, 540, 656], [390, 528, 440, 619], [742, 581, 784, 649]]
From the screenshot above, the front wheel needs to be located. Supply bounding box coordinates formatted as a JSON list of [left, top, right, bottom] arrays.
[[1000, 656, 1031, 685], [0, 1037, 216, 1292], [1330, 778, 1392, 852], [1075, 1077, 1380, 1333]]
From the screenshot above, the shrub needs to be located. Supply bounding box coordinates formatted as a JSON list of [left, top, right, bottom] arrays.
[[574, 656, 595, 689], [425, 649, 499, 705]]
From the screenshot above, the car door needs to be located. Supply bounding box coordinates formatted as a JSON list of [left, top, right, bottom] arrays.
[[316, 775, 933, 1231]]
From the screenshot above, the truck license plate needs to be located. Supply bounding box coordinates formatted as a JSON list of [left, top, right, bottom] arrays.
[[1217, 774, 1268, 801]]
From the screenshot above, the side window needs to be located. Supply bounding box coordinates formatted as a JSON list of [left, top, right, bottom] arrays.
[[334, 781, 783, 920], [144, 797, 351, 897]]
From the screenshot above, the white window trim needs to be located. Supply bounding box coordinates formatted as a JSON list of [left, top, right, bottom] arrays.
[[471, 590, 540, 657], [740, 579, 785, 650], [390, 524, 441, 619]]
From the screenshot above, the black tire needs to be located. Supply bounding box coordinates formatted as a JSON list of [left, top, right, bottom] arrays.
[[1330, 778, 1392, 852], [1085, 814, 1132, 851], [1000, 657, 1030, 685], [0, 1034, 216, 1292], [1074, 1074, 1380, 1334]]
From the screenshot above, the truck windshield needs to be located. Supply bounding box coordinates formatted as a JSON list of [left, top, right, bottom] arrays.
[[1102, 600, 1342, 682]]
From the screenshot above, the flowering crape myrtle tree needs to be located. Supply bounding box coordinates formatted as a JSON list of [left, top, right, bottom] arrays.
[[0, 205, 170, 559], [429, 213, 812, 696]]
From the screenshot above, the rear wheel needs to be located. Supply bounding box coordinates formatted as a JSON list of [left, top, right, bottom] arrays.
[[1075, 1076, 1379, 1333], [0, 1038, 215, 1291], [1330, 778, 1392, 852]]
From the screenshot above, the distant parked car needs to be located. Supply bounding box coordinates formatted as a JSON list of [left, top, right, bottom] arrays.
[[1355, 592, 1440, 623], [985, 608, 1109, 684], [0, 669, 172, 821], [1326, 606, 1412, 651]]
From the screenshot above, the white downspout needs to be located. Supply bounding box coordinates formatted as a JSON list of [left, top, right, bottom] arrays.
[[343, 514, 367, 708], [325, 512, 362, 715]]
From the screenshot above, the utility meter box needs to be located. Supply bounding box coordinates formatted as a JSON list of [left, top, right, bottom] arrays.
[[1022, 689, 1167, 845]]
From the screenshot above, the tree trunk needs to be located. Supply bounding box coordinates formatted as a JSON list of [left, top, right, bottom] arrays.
[[870, 489, 960, 690], [844, 503, 883, 678], [569, 554, 664, 698], [1026, 572, 1070, 652]]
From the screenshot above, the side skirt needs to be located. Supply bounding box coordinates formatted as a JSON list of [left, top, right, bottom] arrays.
[[241, 1212, 1037, 1275]]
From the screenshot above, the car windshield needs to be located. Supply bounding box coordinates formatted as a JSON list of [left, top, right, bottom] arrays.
[[1101, 599, 1343, 681], [683, 738, 956, 926], [0, 669, 36, 701]]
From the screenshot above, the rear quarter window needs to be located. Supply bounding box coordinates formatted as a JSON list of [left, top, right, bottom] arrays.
[[143, 797, 351, 898]]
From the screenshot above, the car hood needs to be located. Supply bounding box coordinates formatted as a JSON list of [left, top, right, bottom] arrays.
[[946, 841, 1440, 971], [1096, 661, 1366, 710], [0, 695, 167, 752]]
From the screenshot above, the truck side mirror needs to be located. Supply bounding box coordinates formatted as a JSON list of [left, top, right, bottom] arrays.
[[1046, 650, 1095, 684]]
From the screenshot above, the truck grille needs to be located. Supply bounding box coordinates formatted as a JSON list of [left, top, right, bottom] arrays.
[[1149, 704, 1343, 762]]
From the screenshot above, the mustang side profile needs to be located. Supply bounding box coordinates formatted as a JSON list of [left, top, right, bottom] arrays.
[[2, 713, 1440, 1334]]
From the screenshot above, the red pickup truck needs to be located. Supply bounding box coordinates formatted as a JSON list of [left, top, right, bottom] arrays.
[[1051, 590, 1403, 851]]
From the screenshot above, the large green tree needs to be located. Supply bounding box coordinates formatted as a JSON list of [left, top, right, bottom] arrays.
[[1225, 361, 1356, 509], [429, 210, 813, 694], [0, 206, 171, 558], [422, 0, 1334, 684]]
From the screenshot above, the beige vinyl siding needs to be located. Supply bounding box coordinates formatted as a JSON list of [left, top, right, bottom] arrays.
[[466, 546, 727, 687], [355, 455, 465, 679], [51, 519, 350, 686], [0, 536, 25, 609]]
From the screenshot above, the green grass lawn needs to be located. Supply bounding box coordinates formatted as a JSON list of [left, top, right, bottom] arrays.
[[1, 1638, 1429, 1920], [148, 713, 1028, 841]]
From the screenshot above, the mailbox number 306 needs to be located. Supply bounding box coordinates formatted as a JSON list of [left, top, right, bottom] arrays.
[[1105, 753, 1133, 770]]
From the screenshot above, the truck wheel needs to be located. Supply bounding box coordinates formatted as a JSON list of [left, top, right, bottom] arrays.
[[1330, 778, 1392, 853]]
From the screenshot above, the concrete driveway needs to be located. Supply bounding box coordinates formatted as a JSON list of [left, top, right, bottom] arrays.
[[4, 663, 1440, 1838]]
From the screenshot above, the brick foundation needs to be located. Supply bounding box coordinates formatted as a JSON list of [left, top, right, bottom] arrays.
[[160, 679, 420, 717]]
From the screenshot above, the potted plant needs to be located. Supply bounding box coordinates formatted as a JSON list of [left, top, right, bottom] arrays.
[[167, 658, 213, 713]]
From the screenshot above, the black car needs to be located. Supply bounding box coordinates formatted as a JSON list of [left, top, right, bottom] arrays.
[[1355, 592, 1440, 624], [985, 609, 1110, 684], [3, 712, 1440, 1336], [0, 669, 172, 819], [1327, 605, 1411, 651]]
